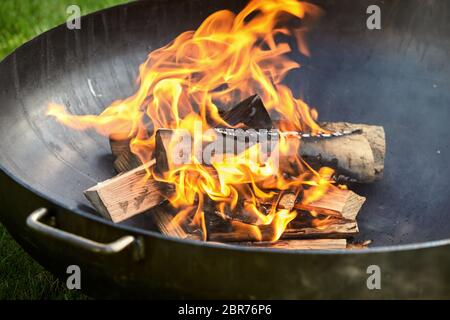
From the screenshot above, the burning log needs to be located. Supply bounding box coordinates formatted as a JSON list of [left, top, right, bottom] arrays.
[[207, 218, 358, 242], [151, 207, 346, 249], [155, 123, 385, 183], [152, 209, 202, 240], [281, 220, 358, 239], [299, 122, 385, 183], [206, 188, 363, 242], [155, 95, 273, 174], [84, 160, 172, 222], [86, 95, 274, 221], [152, 204, 348, 249]]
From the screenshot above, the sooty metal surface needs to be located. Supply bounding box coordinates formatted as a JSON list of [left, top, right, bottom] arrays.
[[0, 0, 450, 250]]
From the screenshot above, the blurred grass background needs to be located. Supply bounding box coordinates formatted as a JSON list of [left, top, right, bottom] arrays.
[[0, 0, 129, 299]]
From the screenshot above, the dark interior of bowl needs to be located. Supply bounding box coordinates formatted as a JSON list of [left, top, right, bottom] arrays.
[[1, 0, 450, 248]]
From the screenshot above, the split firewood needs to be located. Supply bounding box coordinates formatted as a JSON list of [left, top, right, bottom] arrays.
[[295, 187, 366, 220], [154, 128, 186, 174], [154, 126, 276, 175], [152, 209, 187, 238], [91, 94, 375, 248], [110, 135, 131, 157], [84, 159, 173, 222], [223, 123, 384, 183], [299, 122, 385, 183], [281, 188, 363, 240], [152, 199, 349, 250], [155, 123, 385, 183], [277, 188, 364, 239], [281, 220, 359, 239], [152, 209, 202, 240], [247, 185, 365, 222], [152, 207, 347, 249], [207, 218, 358, 242], [87, 95, 274, 221], [235, 239, 347, 250], [114, 147, 141, 173], [206, 188, 363, 242], [205, 192, 293, 242], [210, 192, 297, 225]]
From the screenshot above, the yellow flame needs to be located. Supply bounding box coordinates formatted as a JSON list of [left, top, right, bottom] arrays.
[[48, 0, 334, 241]]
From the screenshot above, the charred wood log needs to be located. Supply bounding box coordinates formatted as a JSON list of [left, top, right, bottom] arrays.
[[216, 94, 273, 130]]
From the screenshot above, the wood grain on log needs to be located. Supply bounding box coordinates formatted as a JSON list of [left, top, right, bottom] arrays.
[[208, 219, 358, 242], [234, 239, 347, 250], [84, 159, 172, 222], [296, 187, 366, 220], [109, 137, 142, 173]]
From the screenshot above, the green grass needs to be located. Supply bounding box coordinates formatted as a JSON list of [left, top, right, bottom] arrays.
[[0, 0, 130, 58], [0, 0, 130, 300]]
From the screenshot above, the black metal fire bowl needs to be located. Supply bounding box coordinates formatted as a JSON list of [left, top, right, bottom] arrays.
[[1, 0, 450, 298]]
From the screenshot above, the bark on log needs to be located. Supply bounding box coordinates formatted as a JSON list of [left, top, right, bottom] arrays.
[[299, 122, 385, 183], [322, 122, 385, 180], [155, 124, 385, 183]]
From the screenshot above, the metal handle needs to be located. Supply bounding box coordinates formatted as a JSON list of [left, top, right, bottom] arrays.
[[26, 208, 135, 254]]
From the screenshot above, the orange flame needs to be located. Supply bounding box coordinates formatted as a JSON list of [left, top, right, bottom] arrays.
[[48, 0, 333, 242]]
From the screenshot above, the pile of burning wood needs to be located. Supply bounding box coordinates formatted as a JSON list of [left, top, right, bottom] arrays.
[[84, 94, 385, 250], [48, 0, 386, 250]]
